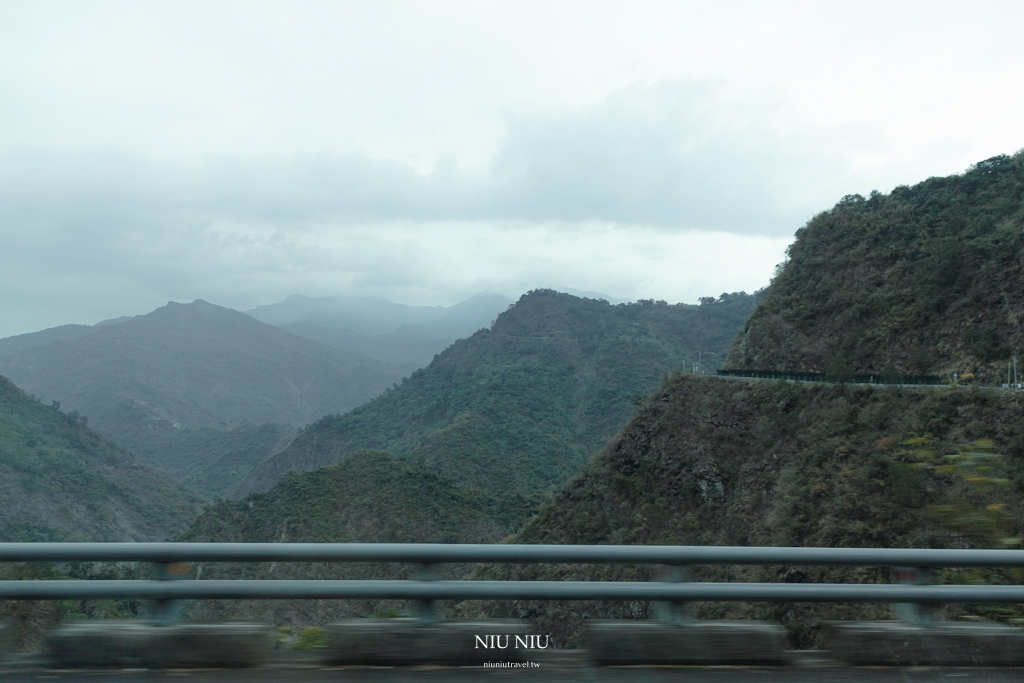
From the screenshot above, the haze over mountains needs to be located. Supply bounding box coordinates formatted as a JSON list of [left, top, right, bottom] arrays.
[[0, 290, 608, 498], [247, 292, 513, 365], [0, 300, 416, 497]]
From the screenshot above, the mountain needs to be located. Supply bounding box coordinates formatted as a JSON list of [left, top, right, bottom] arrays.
[[246, 292, 512, 337], [236, 289, 759, 498], [0, 300, 416, 497], [248, 292, 514, 366], [0, 373, 202, 541], [180, 449, 541, 626], [726, 152, 1024, 383], [278, 322, 454, 367], [469, 374, 1024, 648], [0, 324, 96, 358]]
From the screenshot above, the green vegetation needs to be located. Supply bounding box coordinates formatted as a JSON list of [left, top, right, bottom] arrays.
[[0, 372, 204, 652], [465, 375, 1024, 648], [125, 421, 295, 499], [238, 289, 759, 497], [292, 626, 328, 650], [0, 373, 202, 542], [727, 152, 1024, 383], [180, 450, 542, 627]]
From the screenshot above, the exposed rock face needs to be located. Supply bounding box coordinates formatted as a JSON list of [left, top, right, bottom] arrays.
[[469, 374, 1024, 648]]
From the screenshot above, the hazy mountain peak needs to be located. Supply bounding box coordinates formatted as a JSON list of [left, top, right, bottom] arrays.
[[246, 291, 513, 337]]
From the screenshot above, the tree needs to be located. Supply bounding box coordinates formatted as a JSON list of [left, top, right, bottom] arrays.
[[825, 357, 854, 384], [881, 363, 903, 385]]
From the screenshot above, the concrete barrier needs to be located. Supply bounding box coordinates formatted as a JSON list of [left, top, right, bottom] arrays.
[[821, 621, 1024, 666], [46, 621, 274, 669], [585, 620, 790, 665], [328, 619, 543, 666]]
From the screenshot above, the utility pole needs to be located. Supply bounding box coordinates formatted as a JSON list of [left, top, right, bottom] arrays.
[[1015, 356, 1018, 389]]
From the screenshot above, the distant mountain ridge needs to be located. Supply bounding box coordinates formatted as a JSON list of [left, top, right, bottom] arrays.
[[0, 300, 416, 497], [0, 324, 97, 358], [0, 317, 136, 359], [236, 289, 759, 498], [245, 292, 511, 336], [247, 292, 513, 366]]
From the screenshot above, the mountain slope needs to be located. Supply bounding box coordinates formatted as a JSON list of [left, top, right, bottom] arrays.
[[0, 300, 414, 496], [0, 373, 202, 541], [237, 289, 758, 497], [726, 152, 1024, 382], [471, 374, 1024, 648], [180, 449, 541, 626]]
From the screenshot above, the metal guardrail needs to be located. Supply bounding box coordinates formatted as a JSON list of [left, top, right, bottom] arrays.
[[3, 579, 1024, 603], [717, 369, 943, 385], [2, 543, 1023, 626], [4, 542, 1024, 566]]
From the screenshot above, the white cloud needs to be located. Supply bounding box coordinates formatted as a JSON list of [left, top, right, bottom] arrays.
[[1, 1, 1023, 336]]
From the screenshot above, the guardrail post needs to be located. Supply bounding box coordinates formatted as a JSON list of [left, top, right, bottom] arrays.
[[150, 562, 189, 625], [892, 567, 940, 627], [414, 563, 440, 623], [656, 564, 693, 624]]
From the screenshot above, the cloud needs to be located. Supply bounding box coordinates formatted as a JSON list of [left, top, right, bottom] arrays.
[[2, 80, 890, 231], [0, 79, 925, 335]]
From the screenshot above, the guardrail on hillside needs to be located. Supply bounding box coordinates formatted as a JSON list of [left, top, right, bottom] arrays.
[[2, 543, 1024, 627], [718, 369, 943, 385]]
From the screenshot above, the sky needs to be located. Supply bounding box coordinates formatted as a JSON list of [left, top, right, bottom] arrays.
[[2, 1, 1024, 338]]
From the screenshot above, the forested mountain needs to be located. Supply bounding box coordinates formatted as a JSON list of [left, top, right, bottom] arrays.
[[235, 289, 759, 497], [0, 300, 415, 497], [726, 152, 1024, 383], [471, 374, 1024, 648], [181, 450, 541, 625], [0, 373, 202, 541], [467, 155, 1024, 648]]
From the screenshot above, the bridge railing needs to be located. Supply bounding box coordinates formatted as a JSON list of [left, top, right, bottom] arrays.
[[3, 543, 1024, 625]]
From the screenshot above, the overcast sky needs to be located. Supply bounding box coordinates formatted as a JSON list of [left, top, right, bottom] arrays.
[[2, 0, 1023, 337]]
